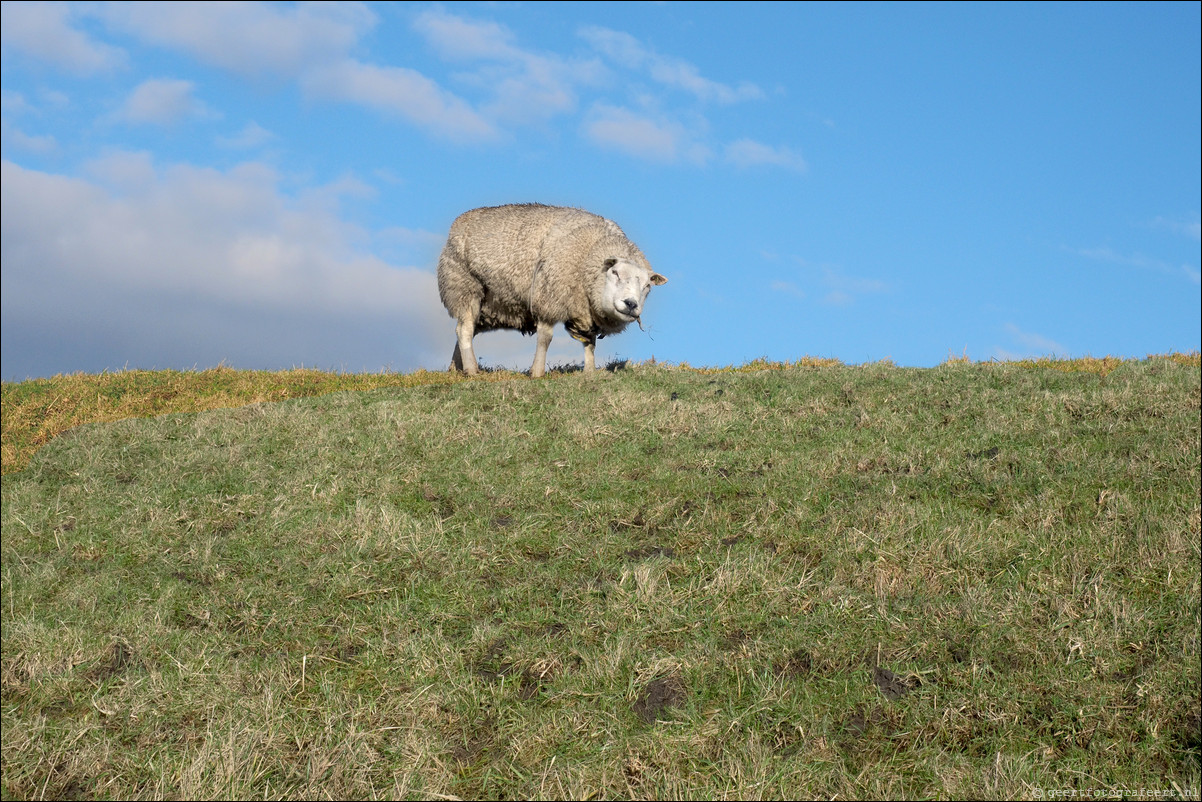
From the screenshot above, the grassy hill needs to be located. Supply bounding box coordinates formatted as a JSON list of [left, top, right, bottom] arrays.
[[2, 357, 1199, 799]]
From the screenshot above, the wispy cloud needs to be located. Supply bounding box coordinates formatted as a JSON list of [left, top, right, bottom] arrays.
[[6, 5, 803, 168], [1068, 245, 1201, 285], [582, 103, 711, 165], [778, 258, 887, 306], [301, 60, 497, 142], [413, 10, 604, 127], [818, 265, 887, 306], [1, 89, 64, 154], [770, 280, 806, 300], [1, 90, 33, 116], [1151, 215, 1201, 242], [216, 122, 276, 150], [99, 1, 375, 78], [579, 26, 762, 104], [0, 1, 126, 74], [996, 323, 1068, 360], [99, 3, 495, 142], [0, 120, 57, 154], [111, 79, 214, 126], [725, 139, 807, 172], [414, 9, 529, 62], [577, 26, 807, 172], [1005, 323, 1067, 354]]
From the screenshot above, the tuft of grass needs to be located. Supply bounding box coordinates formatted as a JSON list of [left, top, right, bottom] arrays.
[[2, 355, 1200, 799]]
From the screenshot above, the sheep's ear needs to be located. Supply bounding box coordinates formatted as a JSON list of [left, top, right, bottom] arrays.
[[650, 272, 667, 285]]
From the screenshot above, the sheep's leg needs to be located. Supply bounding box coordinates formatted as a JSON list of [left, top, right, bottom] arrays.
[[531, 320, 554, 378], [583, 336, 597, 373], [455, 317, 478, 375]]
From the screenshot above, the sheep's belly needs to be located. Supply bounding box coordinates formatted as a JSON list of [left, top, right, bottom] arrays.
[[477, 299, 537, 335]]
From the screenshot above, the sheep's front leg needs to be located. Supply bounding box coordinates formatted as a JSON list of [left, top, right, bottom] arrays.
[[455, 317, 478, 375], [531, 320, 554, 378], [583, 335, 597, 373]]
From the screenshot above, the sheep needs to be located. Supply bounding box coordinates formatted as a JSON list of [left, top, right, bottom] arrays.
[[436, 203, 666, 377]]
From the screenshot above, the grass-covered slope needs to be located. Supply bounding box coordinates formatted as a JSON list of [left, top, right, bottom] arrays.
[[2, 358, 1199, 799]]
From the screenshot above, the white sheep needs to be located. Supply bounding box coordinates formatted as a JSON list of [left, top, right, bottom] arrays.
[[436, 203, 666, 377]]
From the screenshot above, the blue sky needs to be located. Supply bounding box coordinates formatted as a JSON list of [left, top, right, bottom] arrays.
[[2, 1, 1199, 381]]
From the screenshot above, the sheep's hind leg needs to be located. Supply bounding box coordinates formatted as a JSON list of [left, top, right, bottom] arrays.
[[454, 317, 479, 375], [530, 321, 554, 378]]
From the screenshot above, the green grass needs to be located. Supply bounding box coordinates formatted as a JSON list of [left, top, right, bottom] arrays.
[[2, 357, 1200, 799]]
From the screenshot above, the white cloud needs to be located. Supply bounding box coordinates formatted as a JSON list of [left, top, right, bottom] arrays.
[[1, 90, 33, 116], [1072, 245, 1146, 265], [95, 3, 501, 142], [576, 27, 785, 170], [820, 266, 886, 305], [0, 120, 57, 154], [413, 9, 522, 62], [99, 1, 375, 78], [725, 139, 807, 172], [0, 158, 450, 379], [1002, 323, 1067, 357], [216, 122, 276, 150], [826, 270, 886, 295], [770, 280, 805, 300], [1069, 245, 1200, 285], [582, 103, 710, 165], [578, 27, 645, 66], [302, 60, 497, 142], [649, 60, 762, 104], [413, 9, 604, 127], [0, 1, 125, 73], [39, 88, 71, 110], [1151, 215, 1201, 242], [2, 88, 72, 118], [478, 59, 581, 125], [784, 258, 887, 306], [82, 149, 158, 190], [579, 26, 762, 104], [111, 79, 213, 126]]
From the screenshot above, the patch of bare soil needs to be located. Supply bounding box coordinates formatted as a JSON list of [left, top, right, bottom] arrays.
[[449, 716, 497, 767], [1178, 706, 1201, 770], [624, 546, 676, 561], [86, 640, 142, 682], [633, 676, 686, 724], [472, 638, 546, 700], [872, 665, 919, 700], [774, 648, 814, 679]]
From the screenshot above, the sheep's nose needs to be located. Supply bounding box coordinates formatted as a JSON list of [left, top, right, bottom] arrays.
[[622, 298, 639, 313]]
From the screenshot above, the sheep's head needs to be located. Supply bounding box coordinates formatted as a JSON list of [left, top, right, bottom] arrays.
[[599, 257, 667, 324]]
